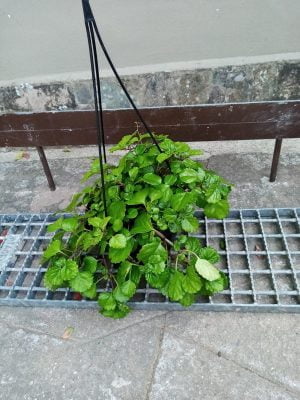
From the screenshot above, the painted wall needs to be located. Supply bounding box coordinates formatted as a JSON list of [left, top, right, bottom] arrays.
[[1, 0, 300, 83]]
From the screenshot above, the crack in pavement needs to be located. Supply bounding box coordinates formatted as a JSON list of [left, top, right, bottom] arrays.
[[0, 312, 168, 347], [80, 312, 168, 346], [168, 329, 300, 398], [145, 313, 168, 400]]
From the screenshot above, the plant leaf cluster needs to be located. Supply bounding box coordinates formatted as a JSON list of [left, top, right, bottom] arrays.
[[43, 132, 232, 318]]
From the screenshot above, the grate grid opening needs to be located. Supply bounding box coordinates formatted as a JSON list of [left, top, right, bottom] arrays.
[[0, 208, 299, 312]]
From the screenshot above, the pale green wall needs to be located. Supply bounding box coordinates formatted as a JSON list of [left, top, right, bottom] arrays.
[[0, 0, 300, 82]]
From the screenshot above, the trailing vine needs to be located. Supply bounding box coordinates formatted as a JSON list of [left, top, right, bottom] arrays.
[[42, 132, 232, 318]]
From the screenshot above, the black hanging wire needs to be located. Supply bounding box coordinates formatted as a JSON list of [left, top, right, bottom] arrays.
[[82, 0, 167, 216], [90, 17, 163, 152], [89, 23, 107, 164], [83, 1, 107, 214]]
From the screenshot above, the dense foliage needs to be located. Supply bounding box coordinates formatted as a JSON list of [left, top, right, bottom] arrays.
[[43, 132, 232, 318]]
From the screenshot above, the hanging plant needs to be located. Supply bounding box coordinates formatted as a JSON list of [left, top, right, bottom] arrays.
[[42, 132, 232, 318]]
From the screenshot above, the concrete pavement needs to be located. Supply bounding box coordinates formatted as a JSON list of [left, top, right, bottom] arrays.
[[0, 308, 299, 399], [0, 142, 299, 399]]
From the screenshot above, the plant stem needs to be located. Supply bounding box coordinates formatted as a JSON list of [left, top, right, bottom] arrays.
[[175, 254, 179, 270], [154, 229, 174, 247]]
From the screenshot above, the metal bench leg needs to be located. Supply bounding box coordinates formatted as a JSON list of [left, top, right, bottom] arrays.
[[269, 138, 282, 182], [36, 146, 56, 191]]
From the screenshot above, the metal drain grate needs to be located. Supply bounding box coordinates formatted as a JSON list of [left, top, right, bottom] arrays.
[[0, 209, 299, 312]]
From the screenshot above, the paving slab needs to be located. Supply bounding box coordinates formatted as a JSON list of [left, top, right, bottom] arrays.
[[0, 151, 299, 213], [148, 325, 299, 400], [207, 152, 300, 208], [161, 312, 300, 395], [0, 306, 166, 343], [0, 147, 299, 399], [0, 314, 165, 400], [0, 158, 91, 213]]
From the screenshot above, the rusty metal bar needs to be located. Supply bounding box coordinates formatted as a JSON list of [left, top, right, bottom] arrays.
[[270, 138, 283, 182], [35, 146, 56, 191]]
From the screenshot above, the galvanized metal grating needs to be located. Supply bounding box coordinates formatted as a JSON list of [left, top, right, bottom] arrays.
[[0, 208, 299, 312]]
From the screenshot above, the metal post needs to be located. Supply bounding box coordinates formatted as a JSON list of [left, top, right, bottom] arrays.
[[36, 146, 56, 191], [270, 138, 283, 182]]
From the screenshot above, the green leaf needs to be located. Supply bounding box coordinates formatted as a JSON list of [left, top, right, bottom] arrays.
[[146, 269, 170, 289], [112, 219, 123, 232], [129, 166, 139, 180], [149, 188, 162, 202], [108, 239, 134, 263], [179, 293, 195, 307], [204, 200, 229, 219], [83, 283, 97, 299], [143, 173, 162, 186], [131, 212, 153, 234], [98, 292, 117, 310], [181, 216, 199, 233], [127, 208, 138, 219], [61, 217, 78, 232], [83, 256, 98, 274], [116, 261, 132, 283], [160, 138, 176, 154], [185, 237, 202, 255], [64, 193, 82, 212], [80, 231, 103, 251], [109, 234, 127, 249], [120, 280, 136, 298], [130, 265, 142, 286], [108, 201, 126, 221], [101, 303, 130, 319], [164, 175, 177, 185], [204, 171, 221, 186], [196, 168, 205, 181], [157, 153, 170, 164], [170, 161, 182, 174], [159, 184, 173, 202], [179, 168, 199, 183], [127, 188, 149, 205], [135, 144, 146, 155], [44, 264, 64, 288], [109, 133, 139, 152], [167, 270, 184, 301], [87, 216, 104, 229], [47, 218, 63, 232], [61, 259, 79, 281], [146, 255, 165, 274], [108, 185, 120, 198], [182, 265, 202, 294], [203, 272, 228, 295], [70, 271, 93, 292], [171, 192, 195, 211], [43, 240, 61, 260], [195, 258, 221, 281], [113, 286, 129, 303], [174, 141, 191, 153], [137, 238, 168, 263], [206, 187, 222, 204], [198, 247, 220, 264], [81, 159, 100, 182], [88, 216, 111, 229]]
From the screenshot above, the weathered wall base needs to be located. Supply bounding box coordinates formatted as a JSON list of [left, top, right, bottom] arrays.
[[0, 59, 299, 114]]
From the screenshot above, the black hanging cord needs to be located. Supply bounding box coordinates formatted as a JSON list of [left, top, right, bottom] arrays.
[[89, 22, 107, 164], [91, 19, 163, 153], [82, 0, 163, 153], [83, 7, 107, 214]]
